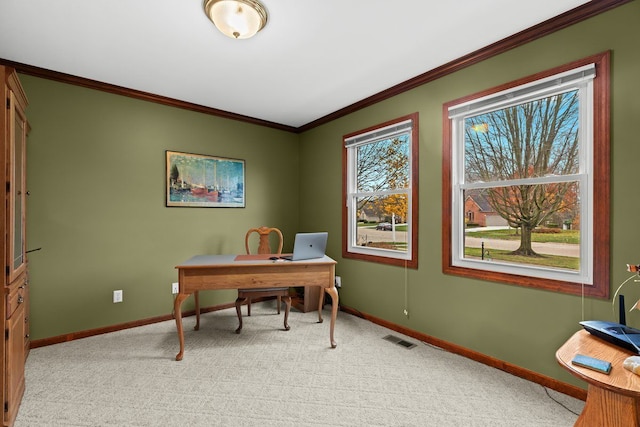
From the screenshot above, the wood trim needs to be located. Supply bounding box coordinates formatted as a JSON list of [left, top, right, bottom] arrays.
[[0, 59, 298, 134], [28, 298, 587, 401], [0, 67, 9, 291], [298, 0, 630, 132], [441, 51, 610, 298], [592, 50, 611, 299], [340, 305, 588, 401], [29, 300, 238, 349], [341, 112, 419, 269], [6, 72, 28, 112], [0, 0, 629, 134]]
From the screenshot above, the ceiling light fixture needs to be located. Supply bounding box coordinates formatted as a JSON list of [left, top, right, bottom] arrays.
[[203, 0, 268, 40]]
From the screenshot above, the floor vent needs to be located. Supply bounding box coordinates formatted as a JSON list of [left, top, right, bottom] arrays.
[[382, 334, 416, 349]]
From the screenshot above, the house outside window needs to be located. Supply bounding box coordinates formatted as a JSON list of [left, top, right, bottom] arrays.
[[343, 113, 419, 268], [442, 52, 610, 297], [464, 190, 509, 228]]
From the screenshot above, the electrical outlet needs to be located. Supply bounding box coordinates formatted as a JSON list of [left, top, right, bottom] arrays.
[[335, 276, 341, 288], [172, 282, 179, 294], [113, 289, 123, 303]]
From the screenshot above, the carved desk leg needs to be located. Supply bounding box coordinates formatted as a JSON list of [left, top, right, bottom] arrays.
[[174, 292, 190, 361], [194, 290, 200, 331], [317, 287, 324, 323], [326, 286, 339, 348], [283, 295, 291, 331], [235, 296, 244, 334]]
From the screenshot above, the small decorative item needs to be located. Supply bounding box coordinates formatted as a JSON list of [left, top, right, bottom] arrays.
[[166, 150, 245, 208], [623, 355, 640, 376]]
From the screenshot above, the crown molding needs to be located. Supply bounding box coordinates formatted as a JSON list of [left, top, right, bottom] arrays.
[[297, 0, 631, 132], [1, 0, 630, 134]]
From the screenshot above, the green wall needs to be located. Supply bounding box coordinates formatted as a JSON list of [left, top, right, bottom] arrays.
[[20, 1, 640, 389], [23, 76, 300, 339], [298, 1, 640, 388]]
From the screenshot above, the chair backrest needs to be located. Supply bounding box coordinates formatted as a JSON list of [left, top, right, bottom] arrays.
[[245, 226, 283, 255]]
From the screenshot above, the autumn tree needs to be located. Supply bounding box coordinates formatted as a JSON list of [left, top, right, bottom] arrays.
[[465, 90, 580, 256], [378, 193, 408, 223], [357, 136, 409, 223]]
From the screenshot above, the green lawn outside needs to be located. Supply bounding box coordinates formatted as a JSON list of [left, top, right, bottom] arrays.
[[465, 247, 579, 270], [465, 228, 580, 244], [358, 222, 408, 232]]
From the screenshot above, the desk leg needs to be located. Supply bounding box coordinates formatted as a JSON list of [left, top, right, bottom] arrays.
[[194, 291, 200, 331], [326, 286, 339, 349], [317, 288, 324, 323], [575, 384, 640, 427], [283, 295, 291, 331], [174, 292, 189, 361]]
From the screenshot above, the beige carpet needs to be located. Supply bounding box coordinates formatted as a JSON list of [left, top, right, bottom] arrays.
[[15, 302, 583, 426]]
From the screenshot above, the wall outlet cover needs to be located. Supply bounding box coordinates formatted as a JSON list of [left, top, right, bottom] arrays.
[[113, 290, 123, 303]]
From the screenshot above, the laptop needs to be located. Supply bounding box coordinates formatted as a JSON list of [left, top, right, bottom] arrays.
[[281, 232, 328, 261]]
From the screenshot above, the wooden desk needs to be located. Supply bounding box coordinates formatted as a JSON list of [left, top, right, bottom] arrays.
[[556, 330, 640, 426], [174, 254, 338, 361]]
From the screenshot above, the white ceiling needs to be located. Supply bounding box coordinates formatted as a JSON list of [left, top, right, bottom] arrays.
[[0, 0, 590, 129]]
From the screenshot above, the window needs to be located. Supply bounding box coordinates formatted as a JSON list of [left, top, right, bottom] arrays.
[[343, 113, 419, 268], [442, 52, 610, 297]]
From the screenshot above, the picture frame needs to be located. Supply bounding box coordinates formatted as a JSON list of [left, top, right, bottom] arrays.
[[166, 150, 245, 208]]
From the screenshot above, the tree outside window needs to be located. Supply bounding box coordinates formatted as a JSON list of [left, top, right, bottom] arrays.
[[343, 113, 419, 268], [465, 89, 580, 260], [442, 52, 610, 297]]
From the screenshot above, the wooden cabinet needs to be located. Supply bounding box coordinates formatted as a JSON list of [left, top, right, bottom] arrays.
[[4, 274, 26, 426], [1, 66, 29, 427], [291, 286, 321, 313]]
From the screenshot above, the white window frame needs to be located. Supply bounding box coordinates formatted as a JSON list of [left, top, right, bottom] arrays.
[[451, 65, 594, 283], [442, 52, 610, 298], [343, 113, 419, 268]]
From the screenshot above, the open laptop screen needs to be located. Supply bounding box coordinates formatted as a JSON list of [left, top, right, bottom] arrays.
[[282, 232, 328, 261]]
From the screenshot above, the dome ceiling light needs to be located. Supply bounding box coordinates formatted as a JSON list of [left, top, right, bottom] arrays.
[[203, 0, 268, 40]]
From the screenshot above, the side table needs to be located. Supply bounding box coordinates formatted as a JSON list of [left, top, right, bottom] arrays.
[[556, 329, 640, 426]]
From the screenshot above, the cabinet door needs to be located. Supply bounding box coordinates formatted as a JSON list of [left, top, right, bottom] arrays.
[[4, 301, 25, 426], [23, 276, 29, 360], [7, 90, 27, 284]]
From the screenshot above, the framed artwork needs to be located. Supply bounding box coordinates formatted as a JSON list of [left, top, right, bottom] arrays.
[[166, 150, 245, 208]]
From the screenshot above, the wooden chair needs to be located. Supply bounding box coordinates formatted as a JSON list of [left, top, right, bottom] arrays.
[[235, 226, 291, 334]]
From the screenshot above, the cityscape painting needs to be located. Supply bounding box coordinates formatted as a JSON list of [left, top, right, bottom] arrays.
[[166, 150, 245, 208]]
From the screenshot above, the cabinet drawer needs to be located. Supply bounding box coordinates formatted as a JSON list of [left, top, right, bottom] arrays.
[[7, 273, 28, 319]]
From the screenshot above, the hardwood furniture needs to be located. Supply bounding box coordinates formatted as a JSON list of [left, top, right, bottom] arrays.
[[1, 66, 30, 427], [174, 254, 338, 361], [556, 329, 640, 426], [235, 226, 290, 333], [291, 285, 321, 313]]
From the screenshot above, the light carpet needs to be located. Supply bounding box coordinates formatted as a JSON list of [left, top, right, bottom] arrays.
[[15, 302, 584, 426]]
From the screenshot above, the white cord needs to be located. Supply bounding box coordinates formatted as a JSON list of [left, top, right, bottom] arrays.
[[580, 282, 584, 321], [403, 260, 409, 317]]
